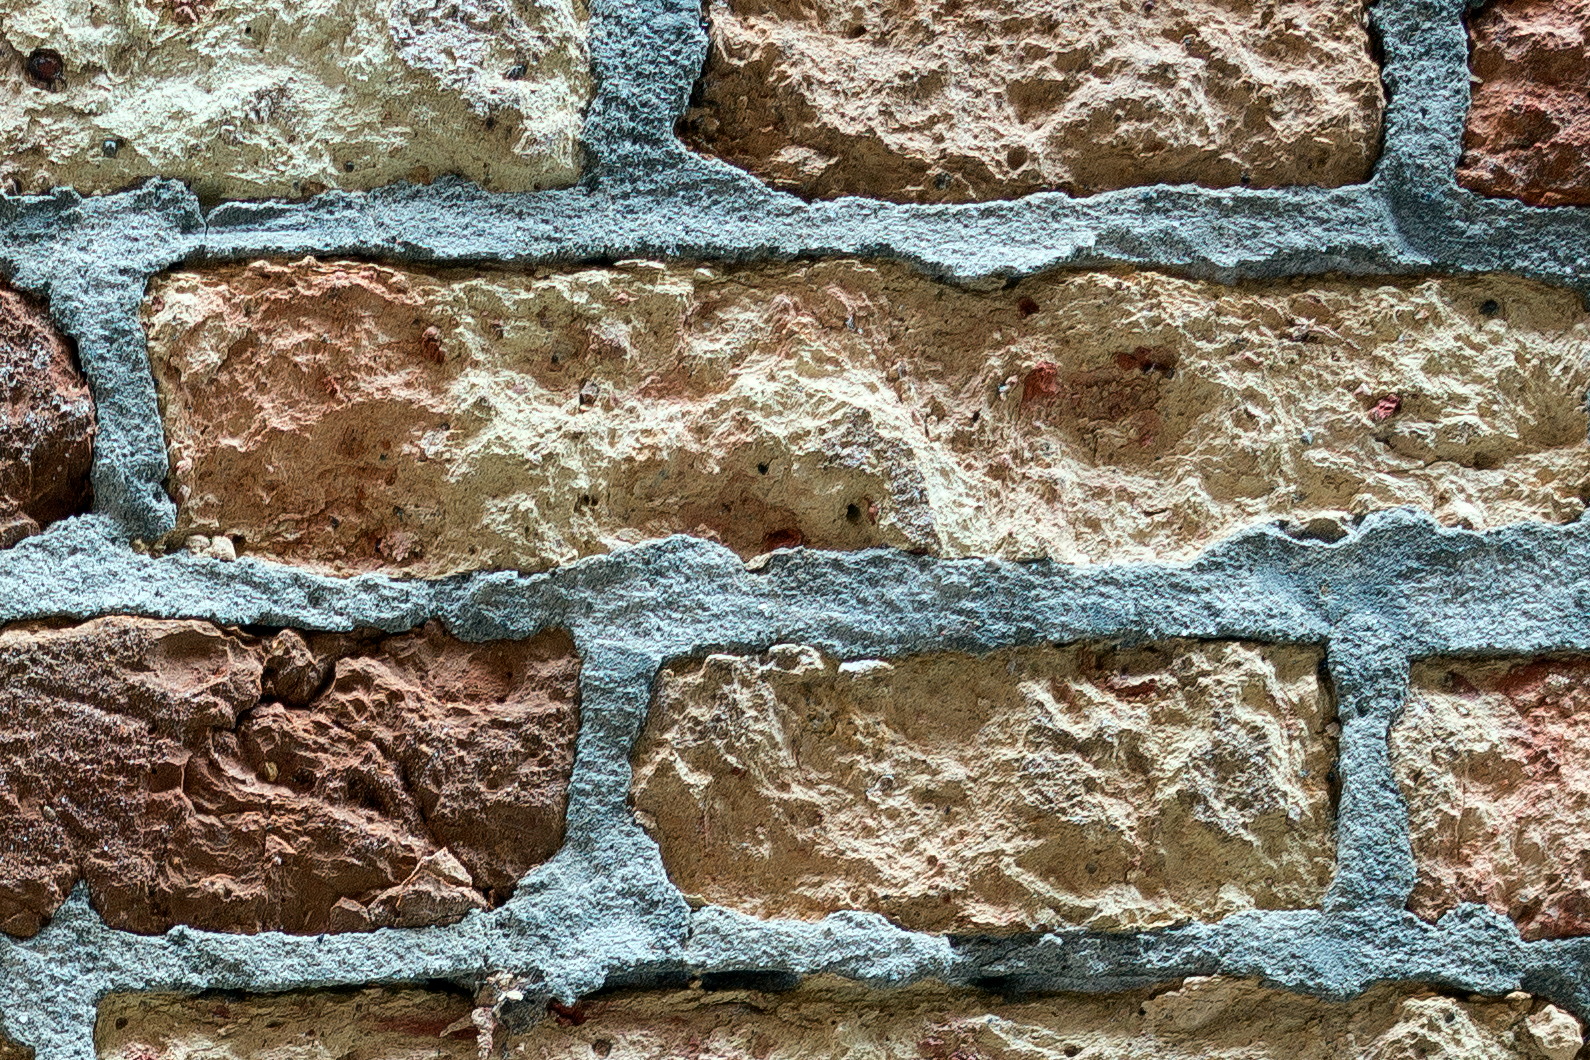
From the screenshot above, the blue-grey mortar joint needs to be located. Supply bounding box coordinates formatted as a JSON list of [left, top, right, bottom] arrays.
[[2, 0, 1590, 1054]]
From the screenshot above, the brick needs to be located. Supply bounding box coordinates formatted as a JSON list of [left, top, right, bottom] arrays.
[[96, 978, 1584, 1060], [0, 283, 94, 545], [0, 617, 579, 937], [1459, 0, 1590, 207], [0, 1037, 27, 1060], [678, 0, 1383, 202], [147, 260, 1590, 576], [631, 641, 1333, 932], [0, 0, 588, 200], [1394, 657, 1590, 940], [97, 988, 477, 1060]]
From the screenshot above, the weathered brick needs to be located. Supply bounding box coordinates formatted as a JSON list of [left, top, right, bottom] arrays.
[[0, 0, 588, 200], [0, 283, 94, 545], [1394, 657, 1590, 940], [679, 0, 1383, 202], [0, 1036, 28, 1060], [95, 979, 1586, 1060], [0, 617, 579, 937], [1459, 0, 1590, 207], [147, 260, 1590, 576], [96, 988, 478, 1060], [632, 641, 1333, 932]]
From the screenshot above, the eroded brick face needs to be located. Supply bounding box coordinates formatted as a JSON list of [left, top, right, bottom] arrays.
[[1459, 0, 1590, 207], [0, 0, 589, 199], [1395, 657, 1590, 941], [97, 989, 479, 1060], [0, 617, 580, 937], [95, 979, 1586, 1060], [631, 641, 1335, 932], [679, 0, 1384, 202], [0, 283, 94, 545], [146, 261, 1590, 576]]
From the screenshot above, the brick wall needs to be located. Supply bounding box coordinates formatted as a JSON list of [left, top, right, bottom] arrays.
[[2, 0, 1590, 1057]]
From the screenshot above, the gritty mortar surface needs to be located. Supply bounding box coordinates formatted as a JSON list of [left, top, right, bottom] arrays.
[[3, 0, 1590, 1056]]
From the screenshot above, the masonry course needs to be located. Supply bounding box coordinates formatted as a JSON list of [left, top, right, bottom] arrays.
[[681, 0, 1383, 202], [0, 0, 590, 201], [146, 259, 1590, 576], [0, 616, 580, 938], [96, 979, 1588, 1060]]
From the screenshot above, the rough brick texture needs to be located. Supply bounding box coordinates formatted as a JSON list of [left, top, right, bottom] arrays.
[[0, 617, 579, 937], [0, 283, 93, 546], [97, 979, 1586, 1060], [146, 261, 1590, 576], [680, 0, 1383, 201], [631, 641, 1333, 932], [0, 0, 589, 200], [1459, 0, 1590, 207], [97, 989, 479, 1060], [1394, 656, 1590, 941]]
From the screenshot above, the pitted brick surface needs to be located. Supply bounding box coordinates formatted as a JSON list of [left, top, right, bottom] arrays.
[[0, 283, 94, 546], [96, 988, 479, 1060], [0, 617, 580, 937], [632, 641, 1334, 933], [1459, 0, 1590, 208], [1396, 656, 1590, 941], [0, 0, 589, 200], [679, 0, 1383, 202], [146, 260, 1590, 576], [96, 979, 1582, 1060]]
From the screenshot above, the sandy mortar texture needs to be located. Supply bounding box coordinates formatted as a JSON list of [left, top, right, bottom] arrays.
[[4, 0, 1590, 1058]]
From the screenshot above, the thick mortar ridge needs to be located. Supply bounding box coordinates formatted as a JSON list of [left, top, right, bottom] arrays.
[[0, 0, 1588, 1054]]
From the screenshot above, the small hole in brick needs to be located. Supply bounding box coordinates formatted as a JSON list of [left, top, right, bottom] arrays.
[[1016, 296, 1040, 317], [1480, 298, 1501, 317], [757, 462, 769, 475], [24, 48, 64, 88], [846, 503, 862, 522]]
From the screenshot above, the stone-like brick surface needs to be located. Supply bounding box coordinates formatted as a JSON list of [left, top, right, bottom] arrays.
[[0, 1037, 28, 1060], [1394, 656, 1590, 940], [679, 0, 1383, 202], [0, 617, 579, 937], [0, 283, 93, 545], [1459, 0, 1590, 208], [632, 641, 1333, 932], [0, 0, 588, 200], [97, 988, 479, 1060], [96, 979, 1586, 1060], [147, 261, 1590, 576]]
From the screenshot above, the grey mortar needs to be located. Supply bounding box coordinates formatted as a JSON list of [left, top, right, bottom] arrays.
[[3, 0, 1590, 1054]]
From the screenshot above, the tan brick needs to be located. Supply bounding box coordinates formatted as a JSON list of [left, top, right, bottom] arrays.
[[96, 988, 477, 1060], [1459, 0, 1590, 208], [1395, 657, 1590, 940], [147, 260, 1590, 576], [97, 979, 1583, 1060], [0, 0, 588, 199], [680, 0, 1383, 201], [632, 641, 1333, 932], [0, 617, 579, 937], [0, 1035, 30, 1060]]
